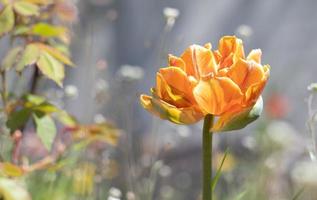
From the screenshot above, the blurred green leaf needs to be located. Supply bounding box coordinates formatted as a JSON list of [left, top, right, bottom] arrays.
[[55, 110, 77, 126], [16, 44, 40, 72], [33, 102, 59, 114], [31, 23, 67, 38], [212, 97, 263, 132], [24, 0, 53, 5], [53, 43, 71, 56], [0, 162, 24, 177], [0, 5, 14, 36], [1, 46, 23, 71], [36, 51, 65, 87], [13, 1, 39, 16], [23, 94, 46, 105], [36, 43, 74, 66], [6, 108, 32, 132], [0, 178, 31, 200], [13, 25, 30, 35], [23, 94, 60, 114], [33, 114, 56, 151], [211, 149, 229, 192]]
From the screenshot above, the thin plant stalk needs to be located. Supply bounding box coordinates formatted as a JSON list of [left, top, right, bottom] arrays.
[[1, 71, 7, 112], [202, 114, 214, 200]]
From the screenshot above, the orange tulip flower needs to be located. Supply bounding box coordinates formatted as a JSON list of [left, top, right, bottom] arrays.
[[140, 36, 270, 129]]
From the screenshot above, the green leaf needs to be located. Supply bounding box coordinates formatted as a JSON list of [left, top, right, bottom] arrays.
[[211, 149, 229, 192], [1, 46, 23, 71], [36, 51, 65, 87], [35, 43, 74, 66], [0, 162, 24, 177], [31, 23, 67, 38], [13, 1, 39, 16], [55, 110, 77, 126], [16, 44, 40, 72], [33, 102, 59, 114], [0, 5, 14, 36], [33, 114, 56, 151], [6, 108, 32, 132], [212, 96, 263, 132], [23, 94, 46, 105], [13, 25, 30, 35]]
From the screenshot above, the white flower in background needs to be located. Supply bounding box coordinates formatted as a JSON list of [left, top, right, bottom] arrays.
[[236, 24, 253, 38], [159, 165, 172, 177], [95, 79, 109, 92], [242, 136, 257, 150], [163, 7, 180, 29], [308, 83, 317, 92], [177, 126, 191, 138], [108, 187, 122, 200], [117, 65, 144, 81], [291, 160, 317, 186], [64, 85, 79, 98], [126, 191, 136, 200], [266, 121, 297, 147], [94, 113, 106, 123]]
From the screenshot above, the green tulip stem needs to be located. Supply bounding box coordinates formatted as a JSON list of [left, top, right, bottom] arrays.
[[202, 114, 214, 200]]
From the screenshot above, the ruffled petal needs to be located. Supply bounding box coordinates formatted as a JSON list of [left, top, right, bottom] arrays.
[[140, 95, 204, 124], [212, 96, 263, 132], [244, 66, 269, 105], [204, 43, 212, 49], [242, 61, 265, 90], [168, 54, 185, 70], [194, 45, 218, 77], [218, 36, 245, 61], [156, 73, 191, 107], [159, 67, 195, 101], [247, 49, 262, 63], [180, 45, 198, 78], [180, 44, 218, 78], [227, 59, 265, 91], [193, 77, 243, 115]]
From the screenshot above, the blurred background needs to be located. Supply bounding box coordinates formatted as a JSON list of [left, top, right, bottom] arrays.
[[2, 0, 317, 199]]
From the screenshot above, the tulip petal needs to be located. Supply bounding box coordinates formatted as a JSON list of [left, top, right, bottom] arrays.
[[159, 67, 195, 101], [227, 58, 249, 86], [168, 54, 185, 70], [218, 36, 245, 60], [204, 43, 212, 49], [193, 77, 243, 115], [140, 95, 204, 124], [180, 45, 198, 78], [180, 44, 218, 78], [212, 96, 263, 132], [194, 45, 218, 77], [243, 62, 265, 90], [227, 59, 265, 91], [244, 67, 269, 105], [156, 73, 191, 107], [247, 49, 262, 63]]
